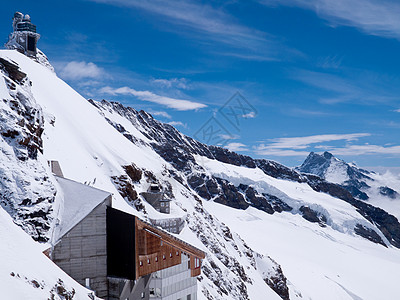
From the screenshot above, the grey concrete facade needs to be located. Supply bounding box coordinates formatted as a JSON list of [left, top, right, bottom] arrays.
[[148, 254, 197, 300], [149, 218, 185, 234], [141, 185, 171, 214], [52, 196, 111, 298]]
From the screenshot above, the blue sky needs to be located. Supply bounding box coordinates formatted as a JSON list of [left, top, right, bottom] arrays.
[[1, 0, 400, 169]]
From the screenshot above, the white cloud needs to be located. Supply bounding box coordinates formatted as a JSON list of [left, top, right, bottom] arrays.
[[328, 144, 400, 156], [226, 142, 249, 152], [242, 111, 256, 118], [219, 134, 240, 140], [257, 133, 371, 150], [260, 0, 400, 40], [395, 109, 400, 113], [60, 61, 104, 80], [149, 111, 172, 119], [167, 121, 186, 128], [253, 132, 400, 157], [99, 86, 206, 111], [152, 78, 189, 89]]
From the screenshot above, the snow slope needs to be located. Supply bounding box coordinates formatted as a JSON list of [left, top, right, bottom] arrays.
[[0, 206, 95, 299], [1, 49, 400, 300]]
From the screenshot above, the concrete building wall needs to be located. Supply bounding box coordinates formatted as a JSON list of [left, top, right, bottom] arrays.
[[148, 254, 198, 300], [52, 196, 111, 298], [149, 218, 185, 234]]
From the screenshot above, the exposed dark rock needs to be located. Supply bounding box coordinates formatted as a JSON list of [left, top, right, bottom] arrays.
[[49, 279, 75, 300], [244, 187, 274, 214], [263, 262, 290, 300], [263, 194, 293, 213], [209, 146, 256, 168], [299, 206, 327, 227], [123, 163, 142, 182], [214, 178, 249, 210], [379, 186, 399, 199], [354, 224, 387, 247], [111, 175, 138, 202], [341, 185, 369, 200], [0, 58, 27, 83]]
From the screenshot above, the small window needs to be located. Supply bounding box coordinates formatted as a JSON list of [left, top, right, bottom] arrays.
[[176, 251, 179, 256], [195, 258, 201, 269], [170, 252, 172, 258], [161, 202, 165, 207], [141, 292, 145, 298], [147, 258, 150, 264], [155, 256, 158, 262], [140, 261, 143, 266], [163, 254, 166, 260]]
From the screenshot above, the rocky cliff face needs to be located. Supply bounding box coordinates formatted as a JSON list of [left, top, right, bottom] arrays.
[[0, 57, 56, 242], [91, 100, 400, 250]]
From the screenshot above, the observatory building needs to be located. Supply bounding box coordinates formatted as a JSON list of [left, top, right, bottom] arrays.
[[5, 11, 40, 57]]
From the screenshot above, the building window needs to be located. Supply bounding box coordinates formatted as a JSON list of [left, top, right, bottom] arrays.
[[170, 252, 172, 258], [140, 261, 143, 267], [147, 258, 150, 264], [187, 295, 192, 300], [161, 202, 165, 207], [155, 256, 158, 262], [163, 254, 166, 260], [141, 292, 145, 298], [176, 251, 179, 256], [195, 258, 200, 269], [149, 288, 155, 297]]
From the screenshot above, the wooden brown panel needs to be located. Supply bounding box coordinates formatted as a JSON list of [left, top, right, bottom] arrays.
[[137, 245, 182, 278], [136, 218, 205, 259], [135, 217, 205, 279]]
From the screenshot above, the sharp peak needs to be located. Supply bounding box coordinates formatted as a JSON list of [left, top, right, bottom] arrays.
[[307, 151, 334, 159]]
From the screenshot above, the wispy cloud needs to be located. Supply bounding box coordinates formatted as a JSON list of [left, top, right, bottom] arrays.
[[254, 133, 371, 156], [89, 0, 293, 61], [152, 78, 189, 90], [59, 61, 104, 80], [260, 0, 400, 39], [264, 133, 370, 149], [226, 142, 249, 152], [395, 109, 400, 113], [168, 121, 187, 128], [290, 69, 399, 104], [330, 144, 400, 156], [99, 86, 206, 111], [289, 108, 333, 116], [254, 132, 400, 157], [149, 111, 172, 119]]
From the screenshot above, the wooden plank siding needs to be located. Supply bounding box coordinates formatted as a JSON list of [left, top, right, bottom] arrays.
[[135, 218, 205, 280]]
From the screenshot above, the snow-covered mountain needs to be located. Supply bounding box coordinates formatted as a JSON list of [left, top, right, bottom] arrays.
[[1, 49, 400, 300], [299, 151, 400, 219]]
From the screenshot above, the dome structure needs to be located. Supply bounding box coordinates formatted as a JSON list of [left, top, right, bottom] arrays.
[[5, 11, 40, 57]]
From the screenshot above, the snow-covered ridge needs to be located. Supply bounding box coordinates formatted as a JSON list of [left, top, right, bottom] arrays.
[[1, 49, 400, 299], [299, 151, 400, 220]]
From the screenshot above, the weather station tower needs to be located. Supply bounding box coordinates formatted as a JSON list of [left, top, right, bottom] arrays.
[[5, 12, 40, 57]]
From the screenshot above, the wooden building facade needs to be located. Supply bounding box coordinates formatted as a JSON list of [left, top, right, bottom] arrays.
[[50, 174, 205, 300]]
